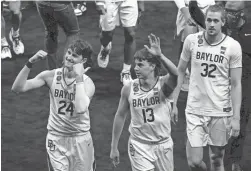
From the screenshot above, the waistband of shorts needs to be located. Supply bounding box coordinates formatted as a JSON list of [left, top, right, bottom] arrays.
[[130, 135, 170, 145], [47, 130, 90, 137], [185, 108, 233, 117]]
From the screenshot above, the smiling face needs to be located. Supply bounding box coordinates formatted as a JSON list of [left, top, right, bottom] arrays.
[[63, 39, 93, 70], [205, 11, 225, 36], [64, 48, 83, 69]]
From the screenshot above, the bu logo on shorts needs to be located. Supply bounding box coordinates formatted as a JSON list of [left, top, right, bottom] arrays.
[[129, 143, 135, 156], [48, 139, 55, 151]]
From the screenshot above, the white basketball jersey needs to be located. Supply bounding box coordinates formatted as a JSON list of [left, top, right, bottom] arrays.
[[181, 32, 242, 117], [47, 68, 90, 136], [128, 77, 173, 142]]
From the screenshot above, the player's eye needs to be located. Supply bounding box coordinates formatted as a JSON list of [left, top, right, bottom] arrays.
[[213, 19, 219, 23], [206, 18, 212, 22]]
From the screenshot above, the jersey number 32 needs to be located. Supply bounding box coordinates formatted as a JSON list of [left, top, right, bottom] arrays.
[[201, 63, 216, 78]]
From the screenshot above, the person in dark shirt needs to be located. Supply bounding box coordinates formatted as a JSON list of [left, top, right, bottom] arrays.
[[224, 1, 251, 171], [36, 1, 80, 70]]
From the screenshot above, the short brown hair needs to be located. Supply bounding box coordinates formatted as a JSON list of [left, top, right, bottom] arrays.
[[205, 4, 226, 22], [69, 39, 93, 67], [134, 48, 161, 77]]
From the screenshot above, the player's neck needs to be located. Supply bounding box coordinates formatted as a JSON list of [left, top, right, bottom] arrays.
[[63, 67, 76, 79], [140, 75, 158, 91], [205, 32, 224, 45]]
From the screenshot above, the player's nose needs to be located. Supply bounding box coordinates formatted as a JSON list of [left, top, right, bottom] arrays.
[[134, 65, 139, 71]]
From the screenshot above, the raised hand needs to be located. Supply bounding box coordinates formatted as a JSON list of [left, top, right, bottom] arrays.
[[144, 33, 162, 57], [73, 62, 90, 77], [29, 50, 48, 63]]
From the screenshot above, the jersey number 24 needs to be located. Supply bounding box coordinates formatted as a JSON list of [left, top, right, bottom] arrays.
[[58, 100, 74, 116]]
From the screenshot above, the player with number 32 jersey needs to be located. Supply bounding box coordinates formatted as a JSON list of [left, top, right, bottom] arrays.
[[181, 31, 242, 117]]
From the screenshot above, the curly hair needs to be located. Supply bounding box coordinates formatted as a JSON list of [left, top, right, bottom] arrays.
[[134, 48, 161, 77], [69, 39, 93, 68]]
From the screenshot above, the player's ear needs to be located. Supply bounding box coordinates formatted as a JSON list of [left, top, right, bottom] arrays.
[[221, 18, 226, 27], [150, 62, 156, 70], [240, 10, 244, 17], [81, 58, 87, 64]]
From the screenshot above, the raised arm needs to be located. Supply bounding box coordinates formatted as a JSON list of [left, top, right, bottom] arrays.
[[11, 50, 49, 93], [144, 34, 178, 97], [74, 63, 95, 114]]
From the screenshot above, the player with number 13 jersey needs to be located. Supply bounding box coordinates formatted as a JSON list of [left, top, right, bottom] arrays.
[[128, 77, 173, 142]]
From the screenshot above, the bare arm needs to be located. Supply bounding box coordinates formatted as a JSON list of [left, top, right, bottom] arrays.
[[230, 68, 242, 120], [111, 84, 130, 149], [160, 53, 178, 97], [172, 35, 192, 105], [75, 75, 95, 114], [172, 59, 189, 105], [11, 50, 49, 93], [229, 41, 243, 120], [11, 66, 49, 93]]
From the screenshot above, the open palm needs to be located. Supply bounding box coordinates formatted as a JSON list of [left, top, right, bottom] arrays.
[[144, 33, 162, 57]]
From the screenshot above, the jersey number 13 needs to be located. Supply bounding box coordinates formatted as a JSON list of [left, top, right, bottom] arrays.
[[142, 108, 154, 123]]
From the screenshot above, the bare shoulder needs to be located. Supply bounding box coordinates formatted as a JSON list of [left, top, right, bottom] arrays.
[[39, 69, 56, 87]]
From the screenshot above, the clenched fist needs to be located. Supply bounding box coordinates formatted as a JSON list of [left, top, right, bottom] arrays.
[[73, 62, 90, 77], [29, 50, 48, 64]]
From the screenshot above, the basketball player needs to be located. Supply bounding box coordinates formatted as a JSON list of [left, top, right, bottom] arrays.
[[174, 0, 215, 91], [172, 5, 242, 171], [110, 34, 178, 171], [11, 40, 96, 171], [1, 1, 24, 59], [96, 0, 144, 85], [224, 1, 251, 171]]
